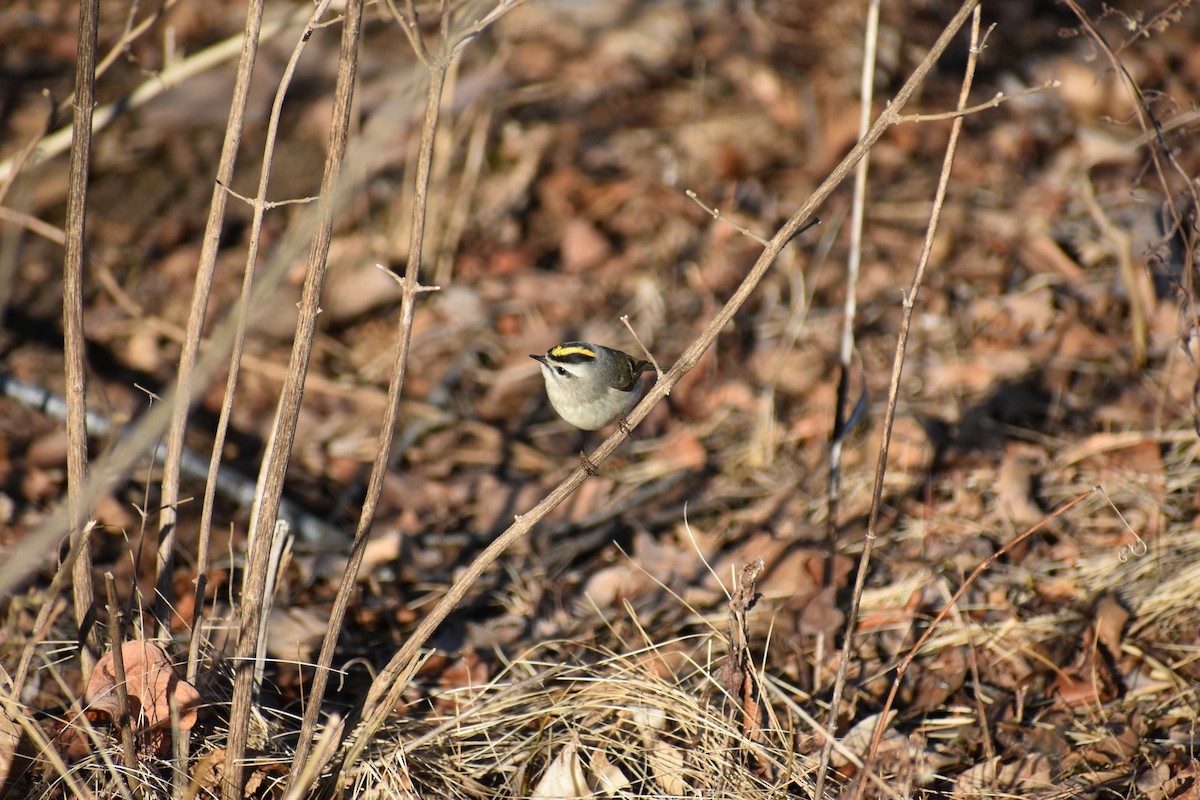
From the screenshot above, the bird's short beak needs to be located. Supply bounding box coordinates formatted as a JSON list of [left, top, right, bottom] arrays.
[[530, 354, 547, 365]]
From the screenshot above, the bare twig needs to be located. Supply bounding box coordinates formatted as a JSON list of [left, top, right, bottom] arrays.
[[216, 182, 319, 208], [75, 1, 181, 117], [620, 315, 664, 378], [187, 0, 338, 694], [281, 713, 344, 800], [685, 189, 770, 246], [0, 104, 52, 209], [0, 22, 378, 606], [294, 2, 527, 790], [14, 523, 94, 694], [895, 80, 1060, 123], [0, 206, 66, 245], [0, 1, 180, 203], [384, 0, 432, 66], [435, 107, 493, 285], [289, 59, 448, 800], [169, 692, 187, 800]]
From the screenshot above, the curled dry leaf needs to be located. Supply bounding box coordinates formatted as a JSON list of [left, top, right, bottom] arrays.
[[995, 443, 1045, 526], [531, 739, 592, 800], [1093, 592, 1130, 663], [952, 754, 1056, 799], [831, 710, 897, 769], [85, 641, 201, 753], [646, 738, 687, 797], [590, 746, 630, 797]]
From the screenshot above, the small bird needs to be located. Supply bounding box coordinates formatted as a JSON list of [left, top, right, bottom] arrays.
[[530, 341, 653, 472]]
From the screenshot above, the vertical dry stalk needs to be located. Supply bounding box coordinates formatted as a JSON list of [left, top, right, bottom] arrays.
[[63, 0, 101, 678], [828, 0, 880, 509], [104, 572, 139, 788], [822, 9, 984, 798], [184, 2, 335, 784], [220, 0, 366, 795], [820, 5, 879, 788], [13, 523, 95, 690], [0, 5, 363, 603], [155, 0, 268, 637]]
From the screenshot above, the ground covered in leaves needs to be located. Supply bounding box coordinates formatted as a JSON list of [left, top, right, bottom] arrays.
[[1, 0, 1199, 798]]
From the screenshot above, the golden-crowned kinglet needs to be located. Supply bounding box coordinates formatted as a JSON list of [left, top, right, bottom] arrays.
[[530, 341, 652, 433]]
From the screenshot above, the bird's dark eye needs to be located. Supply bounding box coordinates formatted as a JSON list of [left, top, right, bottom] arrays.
[[555, 366, 568, 376]]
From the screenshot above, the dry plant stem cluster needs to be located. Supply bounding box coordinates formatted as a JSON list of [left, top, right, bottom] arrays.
[[185, 0, 336, 700], [301, 0, 527, 791], [156, 0, 269, 636], [284, 28, 451, 800], [0, 0, 376, 600], [220, 0, 365, 795], [821, 10, 982, 796], [327, 0, 984, 786]]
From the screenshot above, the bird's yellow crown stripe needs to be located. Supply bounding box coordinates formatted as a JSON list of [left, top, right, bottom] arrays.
[[550, 345, 595, 359]]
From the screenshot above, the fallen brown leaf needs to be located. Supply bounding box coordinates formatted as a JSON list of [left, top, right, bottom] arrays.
[[84, 641, 201, 755]]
